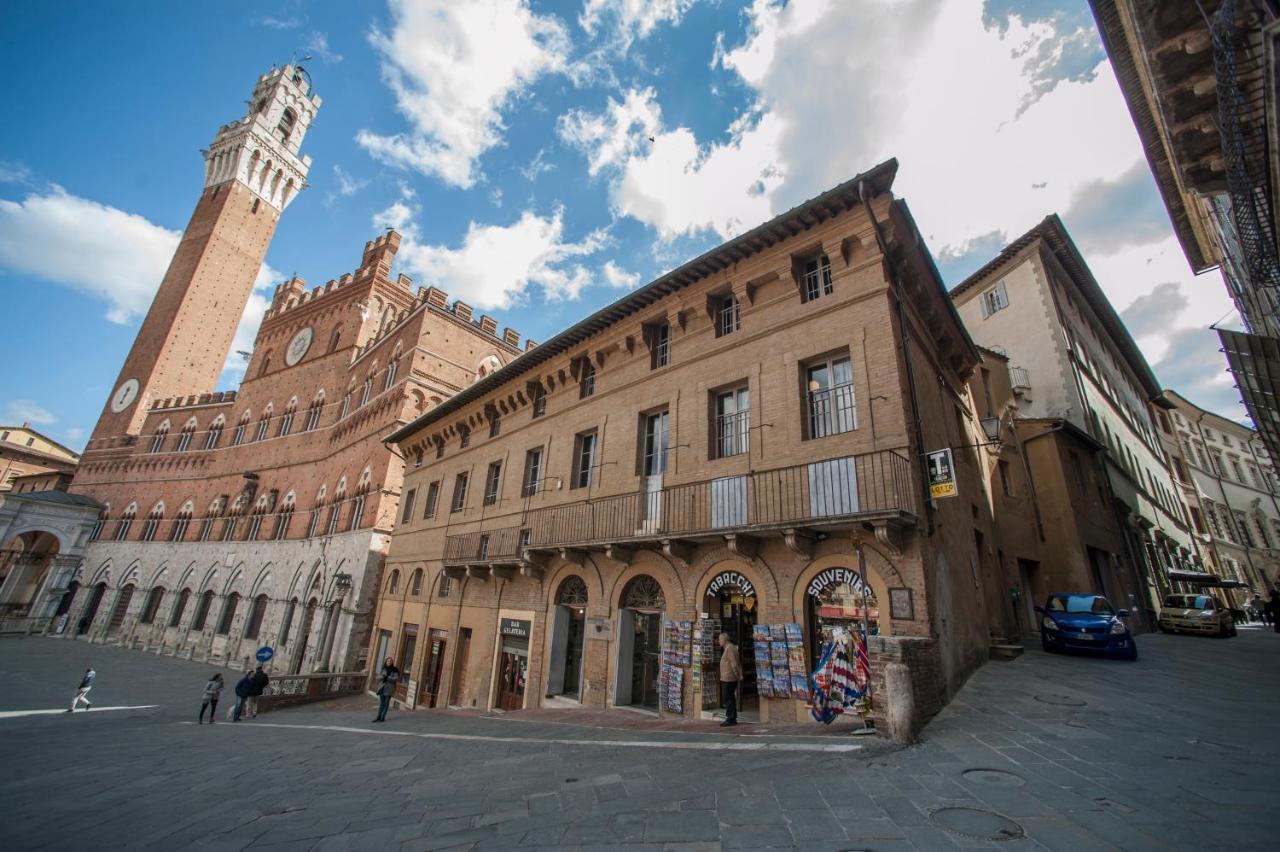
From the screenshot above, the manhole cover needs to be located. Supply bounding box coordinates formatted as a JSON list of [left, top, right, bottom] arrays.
[[1034, 693, 1086, 707], [930, 807, 1025, 841], [962, 769, 1025, 788]]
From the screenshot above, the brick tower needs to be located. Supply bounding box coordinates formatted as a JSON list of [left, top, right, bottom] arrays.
[[90, 65, 321, 443]]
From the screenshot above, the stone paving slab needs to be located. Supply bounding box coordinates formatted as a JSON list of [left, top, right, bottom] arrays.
[[0, 629, 1276, 849]]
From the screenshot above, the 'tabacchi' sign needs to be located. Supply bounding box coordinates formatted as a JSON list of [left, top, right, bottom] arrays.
[[707, 570, 756, 598]]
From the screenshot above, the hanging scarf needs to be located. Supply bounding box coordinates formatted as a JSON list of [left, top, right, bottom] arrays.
[[807, 628, 870, 724]]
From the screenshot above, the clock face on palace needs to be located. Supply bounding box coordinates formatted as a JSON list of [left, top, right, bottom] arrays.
[[110, 378, 141, 413], [285, 326, 314, 366]]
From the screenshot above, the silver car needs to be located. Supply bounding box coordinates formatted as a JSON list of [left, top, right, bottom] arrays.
[[1158, 594, 1237, 638]]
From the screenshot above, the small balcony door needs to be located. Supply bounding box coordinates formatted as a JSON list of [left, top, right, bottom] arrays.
[[640, 410, 669, 532]]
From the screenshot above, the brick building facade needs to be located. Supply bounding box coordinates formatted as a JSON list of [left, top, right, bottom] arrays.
[[374, 162, 1017, 739], [5, 65, 525, 675]]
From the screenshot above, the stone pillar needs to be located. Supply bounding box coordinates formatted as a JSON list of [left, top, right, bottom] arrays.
[[883, 662, 917, 744], [316, 602, 339, 672]]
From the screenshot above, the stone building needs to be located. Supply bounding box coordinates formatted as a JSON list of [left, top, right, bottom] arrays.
[[1161, 389, 1280, 597], [951, 216, 1197, 629], [7, 64, 523, 673], [0, 424, 79, 492], [375, 160, 1018, 739]]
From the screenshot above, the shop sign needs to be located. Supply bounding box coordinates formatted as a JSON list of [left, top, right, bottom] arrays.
[[806, 567, 868, 599], [706, 570, 756, 599], [927, 447, 957, 499], [889, 587, 914, 620], [500, 618, 530, 638]]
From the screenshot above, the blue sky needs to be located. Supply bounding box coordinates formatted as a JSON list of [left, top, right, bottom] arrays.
[[0, 0, 1243, 451]]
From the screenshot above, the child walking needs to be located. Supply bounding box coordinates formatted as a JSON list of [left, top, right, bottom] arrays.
[[198, 673, 224, 724]]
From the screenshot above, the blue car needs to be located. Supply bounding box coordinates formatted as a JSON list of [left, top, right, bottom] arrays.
[[1036, 593, 1137, 660]]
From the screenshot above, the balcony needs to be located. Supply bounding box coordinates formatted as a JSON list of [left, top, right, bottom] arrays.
[[442, 450, 917, 579]]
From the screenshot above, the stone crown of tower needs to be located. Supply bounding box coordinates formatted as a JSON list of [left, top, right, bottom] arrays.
[[201, 64, 323, 212]]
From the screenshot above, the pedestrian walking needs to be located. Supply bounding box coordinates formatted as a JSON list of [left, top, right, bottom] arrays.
[[231, 669, 254, 722], [246, 665, 269, 718], [372, 657, 399, 723], [67, 666, 95, 713], [718, 632, 743, 728], [198, 673, 224, 724]]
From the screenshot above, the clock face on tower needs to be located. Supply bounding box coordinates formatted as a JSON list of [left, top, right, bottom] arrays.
[[285, 326, 314, 366], [110, 378, 141, 413]]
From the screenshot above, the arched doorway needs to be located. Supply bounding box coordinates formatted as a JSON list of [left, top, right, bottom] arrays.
[[292, 598, 317, 673], [546, 575, 588, 701], [616, 575, 665, 709], [804, 565, 881, 666], [0, 531, 60, 615], [55, 580, 80, 618], [701, 568, 760, 714], [140, 587, 166, 625], [78, 583, 107, 634], [106, 584, 135, 635]]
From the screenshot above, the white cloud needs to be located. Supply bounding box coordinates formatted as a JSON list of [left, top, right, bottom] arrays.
[[305, 31, 343, 64], [520, 147, 556, 181], [579, 0, 696, 48], [0, 161, 32, 185], [0, 185, 278, 387], [357, 0, 570, 188], [327, 165, 368, 205], [64, 427, 84, 445], [602, 260, 640, 289], [0, 186, 183, 324], [4, 399, 56, 426], [558, 88, 662, 176], [257, 16, 303, 30]]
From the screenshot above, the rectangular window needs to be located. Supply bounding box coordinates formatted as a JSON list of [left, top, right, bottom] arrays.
[[255, 418, 269, 442], [716, 294, 741, 337], [435, 440, 445, 460], [998, 460, 1013, 496], [306, 509, 321, 538], [650, 322, 670, 369], [801, 255, 833, 303], [483, 461, 502, 506], [580, 362, 596, 398], [1234, 510, 1255, 547], [247, 514, 263, 541], [714, 387, 750, 458], [805, 355, 856, 438], [340, 395, 351, 419], [232, 422, 247, 445], [460, 429, 471, 449], [423, 481, 440, 519], [325, 505, 340, 535], [278, 410, 293, 437], [572, 431, 598, 489], [532, 389, 547, 418], [979, 280, 1009, 318], [489, 416, 501, 438], [450, 472, 469, 513], [401, 488, 417, 524], [522, 448, 542, 497], [438, 575, 452, 599], [642, 410, 670, 477]]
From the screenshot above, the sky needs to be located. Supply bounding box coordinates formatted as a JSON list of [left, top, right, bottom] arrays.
[[0, 0, 1245, 453]]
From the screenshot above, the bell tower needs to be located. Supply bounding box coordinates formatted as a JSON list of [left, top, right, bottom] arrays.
[[90, 64, 321, 444]]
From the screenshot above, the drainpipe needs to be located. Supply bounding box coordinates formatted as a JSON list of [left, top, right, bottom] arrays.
[[858, 185, 933, 534]]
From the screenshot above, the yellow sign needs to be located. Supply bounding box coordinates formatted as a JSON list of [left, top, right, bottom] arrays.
[[927, 448, 958, 500]]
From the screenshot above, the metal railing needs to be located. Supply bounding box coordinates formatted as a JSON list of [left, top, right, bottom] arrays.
[[715, 411, 750, 458], [808, 383, 856, 438], [444, 450, 914, 562]]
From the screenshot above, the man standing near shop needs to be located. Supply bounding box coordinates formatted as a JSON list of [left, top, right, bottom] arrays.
[[718, 632, 743, 727]]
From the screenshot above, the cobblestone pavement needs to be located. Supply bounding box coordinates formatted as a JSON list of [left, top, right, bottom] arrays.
[[0, 627, 1275, 850]]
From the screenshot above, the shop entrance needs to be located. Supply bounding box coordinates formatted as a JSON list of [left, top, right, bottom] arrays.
[[701, 570, 759, 714], [547, 576, 588, 700], [805, 566, 879, 666], [396, 624, 418, 702], [419, 629, 448, 708], [615, 575, 665, 710], [494, 618, 530, 711], [78, 583, 106, 634]]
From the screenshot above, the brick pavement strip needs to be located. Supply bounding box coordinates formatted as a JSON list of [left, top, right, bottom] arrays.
[[0, 631, 1277, 849]]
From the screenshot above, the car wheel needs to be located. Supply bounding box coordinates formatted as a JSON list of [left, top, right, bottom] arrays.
[[1041, 636, 1055, 653], [1123, 645, 1138, 661]]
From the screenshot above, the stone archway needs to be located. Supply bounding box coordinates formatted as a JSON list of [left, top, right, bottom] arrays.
[[0, 530, 60, 616], [615, 574, 667, 710], [793, 546, 894, 668]]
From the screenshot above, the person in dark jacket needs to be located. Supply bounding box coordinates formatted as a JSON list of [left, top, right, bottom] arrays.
[[199, 673, 224, 724], [232, 670, 254, 722], [373, 657, 399, 723], [245, 665, 270, 718]]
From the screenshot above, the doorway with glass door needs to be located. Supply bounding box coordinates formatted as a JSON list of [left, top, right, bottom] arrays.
[[615, 575, 665, 711], [702, 570, 759, 720], [640, 409, 668, 534], [546, 576, 588, 703], [494, 618, 530, 711]]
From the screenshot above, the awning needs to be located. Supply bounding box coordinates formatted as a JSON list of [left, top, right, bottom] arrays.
[[1218, 328, 1280, 463], [1167, 569, 1248, 589]]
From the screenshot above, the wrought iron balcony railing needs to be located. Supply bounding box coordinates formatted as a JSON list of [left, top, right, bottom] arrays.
[[443, 449, 914, 566]]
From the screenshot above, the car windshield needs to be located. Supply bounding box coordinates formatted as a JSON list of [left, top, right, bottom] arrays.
[[1048, 595, 1113, 615], [1163, 594, 1213, 609]]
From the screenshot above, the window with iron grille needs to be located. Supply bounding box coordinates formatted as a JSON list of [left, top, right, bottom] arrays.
[[423, 481, 440, 518], [805, 355, 856, 438], [451, 472, 469, 512], [572, 431, 597, 489], [714, 388, 749, 458], [484, 461, 502, 506], [801, 255, 833, 302], [650, 322, 670, 369], [716, 295, 741, 337], [522, 448, 542, 497]]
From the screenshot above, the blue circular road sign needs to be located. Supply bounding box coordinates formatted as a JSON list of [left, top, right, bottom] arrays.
[[255, 646, 274, 663]]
